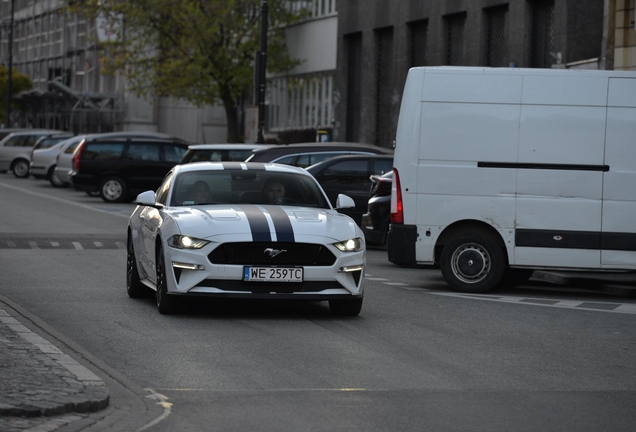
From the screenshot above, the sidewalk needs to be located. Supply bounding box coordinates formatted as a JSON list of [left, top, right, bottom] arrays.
[[0, 306, 109, 421]]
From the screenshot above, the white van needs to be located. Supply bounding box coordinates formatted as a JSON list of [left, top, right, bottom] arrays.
[[388, 66, 636, 293]]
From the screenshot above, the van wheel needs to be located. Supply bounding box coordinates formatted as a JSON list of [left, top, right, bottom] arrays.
[[440, 233, 505, 293], [12, 159, 30, 178], [100, 176, 128, 203]]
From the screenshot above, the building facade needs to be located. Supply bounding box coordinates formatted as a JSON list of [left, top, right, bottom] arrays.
[[263, 0, 338, 143], [335, 0, 606, 148]]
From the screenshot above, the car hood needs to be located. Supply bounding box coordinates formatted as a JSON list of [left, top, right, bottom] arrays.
[[166, 204, 360, 243]]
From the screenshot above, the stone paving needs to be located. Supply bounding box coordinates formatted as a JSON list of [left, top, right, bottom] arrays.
[[0, 307, 109, 432]]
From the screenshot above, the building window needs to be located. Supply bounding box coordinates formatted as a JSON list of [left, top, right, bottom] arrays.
[[286, 0, 337, 19], [408, 19, 429, 67], [530, 0, 555, 68], [375, 26, 393, 147], [486, 5, 509, 67], [267, 72, 335, 131], [445, 12, 466, 65]]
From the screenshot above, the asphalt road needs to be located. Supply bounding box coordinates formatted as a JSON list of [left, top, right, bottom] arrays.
[[1, 173, 635, 432]]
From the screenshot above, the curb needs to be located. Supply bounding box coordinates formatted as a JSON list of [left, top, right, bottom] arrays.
[[0, 306, 109, 418], [533, 271, 636, 297]]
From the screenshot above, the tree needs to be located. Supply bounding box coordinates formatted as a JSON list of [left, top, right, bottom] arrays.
[[68, 0, 303, 142], [0, 66, 33, 126]]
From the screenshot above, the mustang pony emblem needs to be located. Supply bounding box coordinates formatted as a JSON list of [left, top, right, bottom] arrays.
[[264, 248, 287, 258]]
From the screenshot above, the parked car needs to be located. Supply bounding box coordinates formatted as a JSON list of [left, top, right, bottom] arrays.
[[29, 134, 75, 182], [0, 128, 29, 141], [0, 129, 66, 177], [51, 136, 85, 187], [306, 154, 393, 225], [180, 144, 268, 164], [127, 162, 365, 315], [70, 133, 190, 202], [361, 170, 393, 247], [245, 142, 392, 168]]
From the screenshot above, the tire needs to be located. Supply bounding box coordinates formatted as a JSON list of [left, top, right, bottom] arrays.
[[329, 298, 363, 316], [156, 244, 178, 314], [498, 268, 534, 289], [12, 159, 30, 178], [100, 176, 128, 203], [440, 233, 506, 293], [127, 235, 148, 298], [48, 166, 66, 187]]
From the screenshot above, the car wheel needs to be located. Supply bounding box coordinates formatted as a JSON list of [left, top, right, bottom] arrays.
[[156, 244, 178, 314], [440, 232, 505, 294], [100, 176, 128, 203], [329, 298, 363, 316], [12, 159, 30, 178], [49, 166, 66, 187], [127, 235, 148, 298]]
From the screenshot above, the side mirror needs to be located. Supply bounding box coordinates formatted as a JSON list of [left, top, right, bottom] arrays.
[[135, 190, 159, 207], [335, 194, 355, 209]]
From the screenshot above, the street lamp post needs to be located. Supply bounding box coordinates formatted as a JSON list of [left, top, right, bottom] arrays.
[[256, 0, 268, 144], [5, 0, 15, 127]]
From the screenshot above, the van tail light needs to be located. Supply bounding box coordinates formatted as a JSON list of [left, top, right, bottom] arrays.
[[72, 139, 86, 171], [390, 168, 403, 224]]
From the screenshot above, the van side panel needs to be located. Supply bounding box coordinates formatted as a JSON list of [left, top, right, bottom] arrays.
[[413, 71, 521, 262], [602, 78, 636, 267], [514, 99, 607, 267]]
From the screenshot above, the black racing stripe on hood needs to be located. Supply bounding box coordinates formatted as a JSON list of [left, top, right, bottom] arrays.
[[241, 206, 271, 242], [267, 206, 295, 242]]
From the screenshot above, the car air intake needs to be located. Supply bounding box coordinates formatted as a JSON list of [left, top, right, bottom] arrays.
[[208, 242, 336, 266]]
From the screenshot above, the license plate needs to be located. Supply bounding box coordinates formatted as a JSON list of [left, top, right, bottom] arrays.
[[243, 267, 303, 282]]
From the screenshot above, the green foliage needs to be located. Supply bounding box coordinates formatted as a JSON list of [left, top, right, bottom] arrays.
[[0, 66, 33, 125], [68, 0, 304, 141]]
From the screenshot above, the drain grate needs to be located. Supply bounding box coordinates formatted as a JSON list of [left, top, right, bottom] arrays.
[[0, 235, 126, 250]]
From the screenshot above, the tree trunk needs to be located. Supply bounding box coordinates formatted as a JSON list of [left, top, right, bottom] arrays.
[[220, 86, 239, 143]]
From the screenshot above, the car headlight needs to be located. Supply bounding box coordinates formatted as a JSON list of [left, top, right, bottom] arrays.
[[333, 237, 363, 252], [168, 235, 210, 249]]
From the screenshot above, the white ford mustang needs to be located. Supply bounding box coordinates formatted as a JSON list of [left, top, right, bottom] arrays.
[[127, 162, 365, 315]]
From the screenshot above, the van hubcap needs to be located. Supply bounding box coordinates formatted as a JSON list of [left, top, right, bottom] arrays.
[[451, 243, 490, 283]]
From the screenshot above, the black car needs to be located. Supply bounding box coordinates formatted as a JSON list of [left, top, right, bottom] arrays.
[[306, 154, 393, 225], [70, 133, 190, 203], [245, 142, 392, 168], [361, 170, 393, 247]]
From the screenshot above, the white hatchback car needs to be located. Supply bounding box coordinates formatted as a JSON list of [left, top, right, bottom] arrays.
[[0, 130, 66, 177], [127, 162, 366, 315], [29, 134, 75, 185]]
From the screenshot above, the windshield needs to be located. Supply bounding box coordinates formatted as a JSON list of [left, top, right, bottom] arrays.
[[170, 169, 330, 209]]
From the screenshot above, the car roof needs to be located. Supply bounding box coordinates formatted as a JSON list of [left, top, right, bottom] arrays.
[[78, 131, 188, 143], [305, 153, 394, 172], [174, 161, 311, 176], [187, 144, 270, 150], [248, 141, 393, 158]]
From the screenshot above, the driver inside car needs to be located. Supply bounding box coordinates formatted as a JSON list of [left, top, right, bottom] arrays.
[[264, 178, 286, 203], [191, 180, 213, 204]]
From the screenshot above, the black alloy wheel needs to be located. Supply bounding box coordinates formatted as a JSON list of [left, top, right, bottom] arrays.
[[329, 298, 363, 316], [127, 235, 148, 298], [156, 244, 178, 314]]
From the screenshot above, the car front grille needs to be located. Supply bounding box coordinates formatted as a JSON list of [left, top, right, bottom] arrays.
[[208, 242, 336, 266]]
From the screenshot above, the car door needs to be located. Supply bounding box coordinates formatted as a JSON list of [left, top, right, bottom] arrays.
[[314, 158, 370, 224], [124, 142, 163, 194]]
